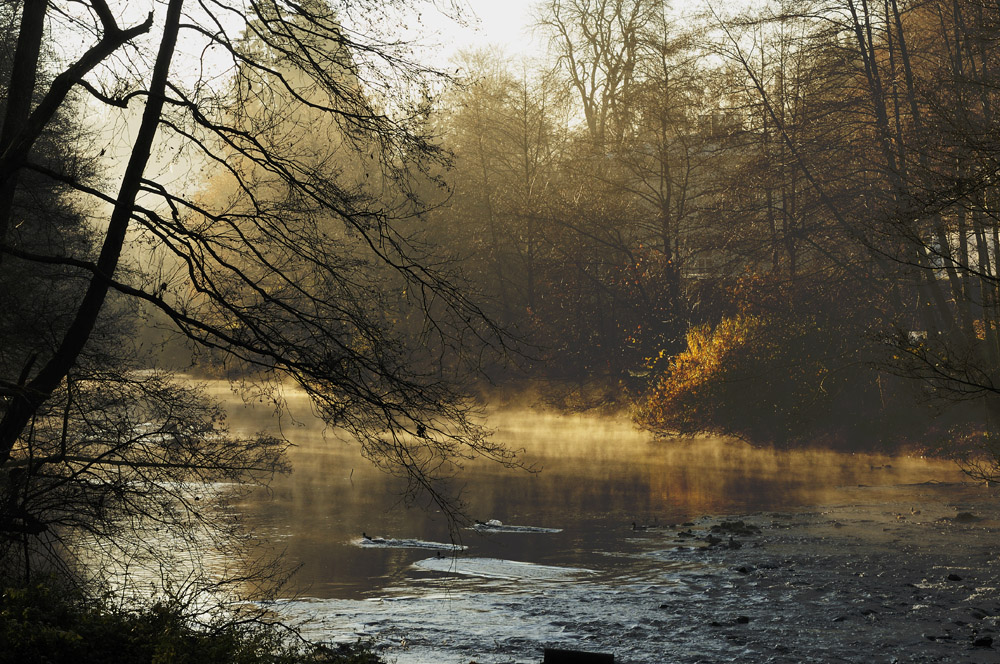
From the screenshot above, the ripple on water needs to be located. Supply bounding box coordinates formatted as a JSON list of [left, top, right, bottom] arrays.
[[412, 556, 595, 582], [354, 537, 467, 551], [470, 519, 563, 533]]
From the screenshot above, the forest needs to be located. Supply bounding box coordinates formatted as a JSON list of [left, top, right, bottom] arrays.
[[423, 0, 1000, 458], [2, 0, 1000, 661]]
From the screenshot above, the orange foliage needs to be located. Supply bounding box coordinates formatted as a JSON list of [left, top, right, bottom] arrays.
[[633, 273, 865, 446], [633, 315, 770, 439]]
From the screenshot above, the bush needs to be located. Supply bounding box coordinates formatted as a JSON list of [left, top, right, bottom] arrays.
[[633, 313, 829, 445], [633, 274, 935, 449], [0, 580, 379, 664]]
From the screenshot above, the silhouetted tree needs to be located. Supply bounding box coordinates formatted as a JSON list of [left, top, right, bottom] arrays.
[[0, 0, 516, 588]]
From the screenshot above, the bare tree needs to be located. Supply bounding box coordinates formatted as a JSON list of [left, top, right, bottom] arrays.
[[0, 0, 517, 586], [538, 0, 660, 146], [703, 0, 1000, 451], [435, 50, 570, 323]]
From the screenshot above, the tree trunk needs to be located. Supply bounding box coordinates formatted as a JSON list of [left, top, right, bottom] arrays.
[[0, 0, 48, 255], [0, 0, 184, 464]]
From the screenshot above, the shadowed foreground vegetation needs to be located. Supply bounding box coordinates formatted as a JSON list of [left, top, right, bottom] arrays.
[[0, 580, 380, 664]]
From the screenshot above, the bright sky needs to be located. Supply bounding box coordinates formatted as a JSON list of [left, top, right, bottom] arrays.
[[401, 0, 545, 69], [409, 0, 705, 70], [456, 0, 544, 55]]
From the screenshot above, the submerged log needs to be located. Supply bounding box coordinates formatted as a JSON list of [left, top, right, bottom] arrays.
[[543, 647, 614, 663]]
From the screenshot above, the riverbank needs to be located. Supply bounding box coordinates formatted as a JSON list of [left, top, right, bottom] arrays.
[[280, 478, 1000, 663], [640, 480, 1000, 663], [0, 582, 382, 664]]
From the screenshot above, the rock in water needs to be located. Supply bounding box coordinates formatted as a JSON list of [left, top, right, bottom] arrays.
[[543, 647, 614, 663]]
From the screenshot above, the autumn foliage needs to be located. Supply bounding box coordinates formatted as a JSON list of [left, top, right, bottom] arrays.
[[633, 275, 932, 449]]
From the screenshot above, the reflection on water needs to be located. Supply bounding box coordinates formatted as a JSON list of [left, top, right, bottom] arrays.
[[211, 384, 965, 600]]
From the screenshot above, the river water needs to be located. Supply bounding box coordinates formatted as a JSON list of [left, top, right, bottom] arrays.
[[216, 387, 1000, 663]]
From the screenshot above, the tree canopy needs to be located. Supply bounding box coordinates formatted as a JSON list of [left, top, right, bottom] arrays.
[[421, 0, 1000, 458]]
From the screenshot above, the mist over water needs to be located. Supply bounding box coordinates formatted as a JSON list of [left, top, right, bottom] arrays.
[[211, 383, 963, 599], [183, 384, 1000, 663]]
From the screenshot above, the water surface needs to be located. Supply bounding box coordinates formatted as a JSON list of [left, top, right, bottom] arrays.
[[218, 389, 963, 598]]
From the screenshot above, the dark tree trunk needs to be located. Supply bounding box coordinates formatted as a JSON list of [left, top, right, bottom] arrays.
[[0, 0, 48, 253], [0, 0, 183, 464]]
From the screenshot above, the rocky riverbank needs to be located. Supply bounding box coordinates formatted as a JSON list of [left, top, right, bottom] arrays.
[[641, 480, 1000, 663]]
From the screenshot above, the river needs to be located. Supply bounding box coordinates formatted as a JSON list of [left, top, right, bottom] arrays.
[[215, 386, 1000, 663]]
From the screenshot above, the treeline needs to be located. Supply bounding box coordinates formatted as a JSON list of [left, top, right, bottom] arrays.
[[420, 0, 1000, 457]]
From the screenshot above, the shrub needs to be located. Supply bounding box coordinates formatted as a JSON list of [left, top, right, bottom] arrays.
[[633, 274, 935, 449], [633, 313, 828, 445], [0, 580, 379, 664]]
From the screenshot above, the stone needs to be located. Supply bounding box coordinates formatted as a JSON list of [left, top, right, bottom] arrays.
[[543, 647, 614, 663]]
